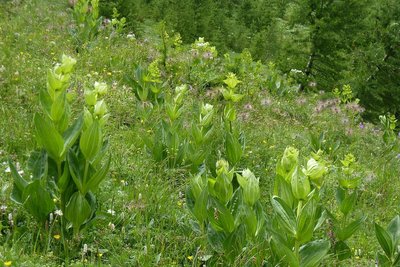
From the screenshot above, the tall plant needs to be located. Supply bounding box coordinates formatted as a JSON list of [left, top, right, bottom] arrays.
[[9, 55, 110, 254]]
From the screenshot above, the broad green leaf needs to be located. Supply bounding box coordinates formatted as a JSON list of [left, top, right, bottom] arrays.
[[339, 190, 357, 217], [84, 155, 111, 194], [208, 199, 235, 233], [271, 196, 297, 236], [334, 241, 352, 261], [63, 114, 84, 151], [271, 238, 299, 267], [299, 240, 330, 267], [243, 207, 257, 237], [375, 223, 394, 259], [27, 150, 48, 180], [225, 131, 242, 166], [80, 120, 102, 161], [65, 192, 92, 235], [22, 180, 55, 222], [376, 253, 391, 267], [57, 163, 70, 192], [337, 216, 366, 241], [51, 91, 67, 122], [193, 189, 208, 224], [297, 198, 316, 244], [8, 160, 28, 191], [34, 114, 65, 162], [207, 224, 224, 253], [387, 215, 400, 245], [39, 90, 52, 116], [67, 150, 84, 193]]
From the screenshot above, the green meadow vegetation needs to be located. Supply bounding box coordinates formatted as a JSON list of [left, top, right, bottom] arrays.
[[0, 0, 399, 266]]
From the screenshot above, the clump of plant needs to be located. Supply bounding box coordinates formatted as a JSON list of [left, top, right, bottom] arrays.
[[143, 85, 188, 168], [71, 0, 102, 50], [9, 55, 110, 259], [270, 146, 331, 266], [333, 84, 356, 104], [186, 102, 215, 172], [221, 73, 245, 167], [325, 153, 365, 261], [380, 114, 398, 152], [186, 159, 265, 265], [375, 215, 400, 266], [188, 37, 219, 88]]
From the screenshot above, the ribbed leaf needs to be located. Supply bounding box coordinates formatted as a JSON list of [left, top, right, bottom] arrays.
[[271, 196, 297, 236], [34, 114, 65, 162], [79, 120, 102, 161], [375, 223, 394, 259], [299, 240, 330, 267], [337, 216, 366, 241]]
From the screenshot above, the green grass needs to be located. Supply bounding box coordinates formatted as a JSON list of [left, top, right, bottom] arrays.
[[1, 0, 399, 266]]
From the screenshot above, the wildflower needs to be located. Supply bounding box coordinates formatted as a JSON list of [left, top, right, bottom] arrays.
[[126, 33, 135, 39], [53, 234, 61, 240], [187, 256, 194, 261], [243, 103, 253, 110], [396, 154, 400, 160], [4, 166, 10, 173], [54, 209, 63, 216], [107, 209, 115, 216], [108, 222, 115, 231], [98, 253, 103, 257], [138, 193, 142, 200], [359, 122, 365, 129], [83, 244, 88, 254], [0, 205, 6, 212], [4, 261, 12, 266]]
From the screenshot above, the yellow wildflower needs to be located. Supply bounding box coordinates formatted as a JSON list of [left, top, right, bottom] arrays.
[[4, 261, 12, 266], [53, 234, 61, 240], [187, 256, 193, 261]]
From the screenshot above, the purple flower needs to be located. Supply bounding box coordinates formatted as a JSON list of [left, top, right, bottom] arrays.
[[359, 122, 365, 129]]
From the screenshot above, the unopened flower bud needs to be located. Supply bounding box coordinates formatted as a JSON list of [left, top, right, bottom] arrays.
[[94, 81, 108, 96], [85, 89, 97, 106], [281, 147, 299, 173], [94, 99, 107, 117], [291, 167, 310, 201]]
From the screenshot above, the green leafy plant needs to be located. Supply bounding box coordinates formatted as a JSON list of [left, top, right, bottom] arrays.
[[186, 103, 215, 172], [71, 0, 102, 49], [333, 84, 361, 107], [143, 85, 188, 168], [188, 37, 219, 88], [380, 114, 398, 150], [221, 73, 245, 167], [375, 215, 400, 266], [186, 159, 265, 264], [270, 146, 331, 266], [326, 153, 365, 261], [9, 55, 110, 258]]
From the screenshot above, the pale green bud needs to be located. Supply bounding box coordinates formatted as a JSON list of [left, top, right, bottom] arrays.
[[216, 159, 229, 176], [84, 89, 97, 106], [83, 107, 93, 129], [241, 169, 260, 206], [291, 167, 310, 201], [174, 84, 188, 104], [94, 81, 108, 96], [201, 103, 213, 115], [94, 100, 107, 117], [305, 158, 327, 183], [281, 146, 299, 173], [60, 55, 77, 74]]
